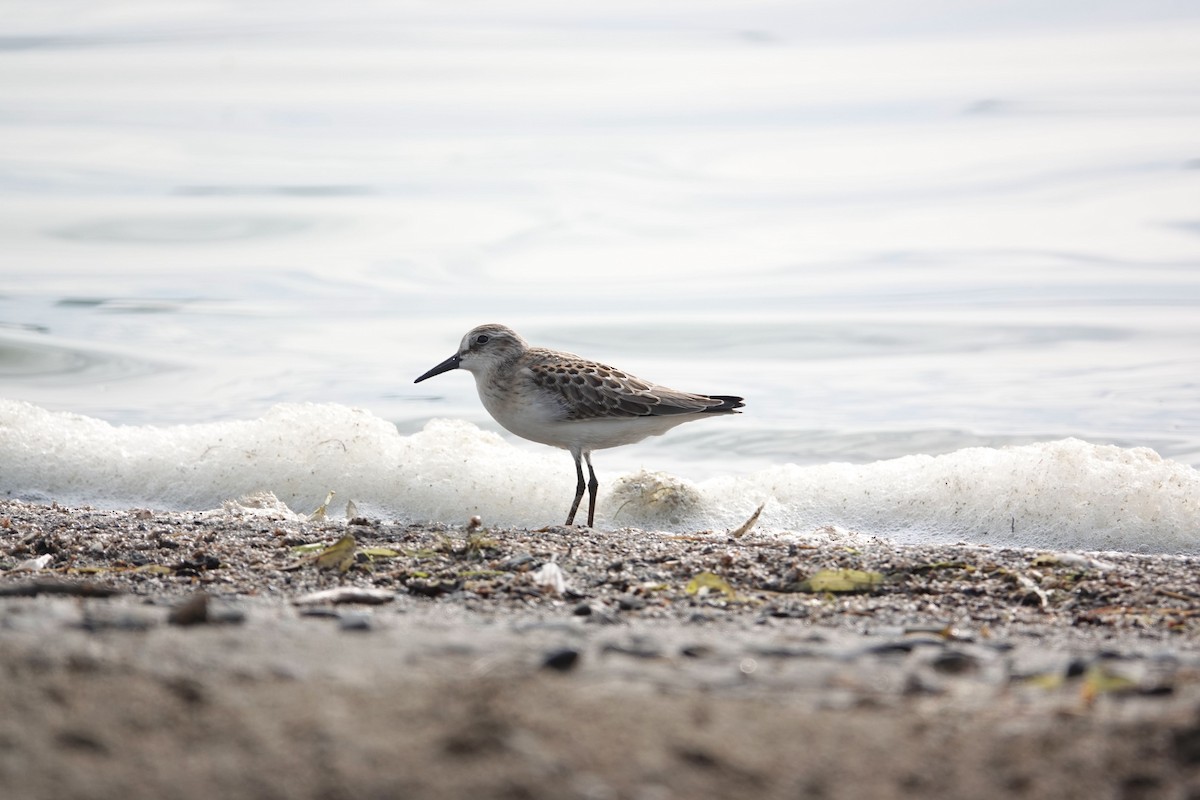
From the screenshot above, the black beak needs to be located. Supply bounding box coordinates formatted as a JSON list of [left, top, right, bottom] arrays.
[[414, 353, 462, 383]]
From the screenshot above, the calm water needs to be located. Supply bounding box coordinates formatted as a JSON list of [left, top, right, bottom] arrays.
[[3, 1, 1200, 483]]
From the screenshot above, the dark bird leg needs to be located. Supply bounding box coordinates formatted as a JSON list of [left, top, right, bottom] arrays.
[[566, 449, 586, 525], [584, 452, 598, 528]]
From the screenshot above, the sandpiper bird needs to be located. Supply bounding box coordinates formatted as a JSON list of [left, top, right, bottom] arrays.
[[414, 324, 744, 527]]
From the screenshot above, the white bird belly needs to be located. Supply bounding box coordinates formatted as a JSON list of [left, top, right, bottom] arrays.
[[476, 378, 699, 452]]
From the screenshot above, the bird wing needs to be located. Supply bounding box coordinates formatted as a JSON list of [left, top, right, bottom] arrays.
[[524, 351, 729, 421]]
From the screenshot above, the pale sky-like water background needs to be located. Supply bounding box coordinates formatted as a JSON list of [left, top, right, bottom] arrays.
[[3, 1, 1199, 488]]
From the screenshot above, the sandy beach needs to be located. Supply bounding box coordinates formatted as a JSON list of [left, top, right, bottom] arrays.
[[2, 497, 1199, 799]]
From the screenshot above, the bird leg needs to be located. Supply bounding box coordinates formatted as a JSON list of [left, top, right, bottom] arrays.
[[584, 452, 598, 528], [566, 450, 586, 525]]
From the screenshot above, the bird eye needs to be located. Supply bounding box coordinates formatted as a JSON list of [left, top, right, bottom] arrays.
[[476, 334, 490, 345]]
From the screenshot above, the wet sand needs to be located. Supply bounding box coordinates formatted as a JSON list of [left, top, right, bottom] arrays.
[[2, 498, 1199, 799]]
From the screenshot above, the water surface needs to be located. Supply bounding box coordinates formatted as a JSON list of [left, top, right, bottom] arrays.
[[2, 2, 1198, 504]]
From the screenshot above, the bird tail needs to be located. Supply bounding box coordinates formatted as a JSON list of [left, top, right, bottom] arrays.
[[705, 395, 745, 413]]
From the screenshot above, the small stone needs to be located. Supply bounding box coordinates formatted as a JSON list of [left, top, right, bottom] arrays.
[[78, 611, 156, 632], [208, 606, 247, 625], [338, 611, 373, 631], [930, 650, 978, 675], [1172, 724, 1200, 766], [162, 676, 207, 705], [406, 579, 460, 598], [168, 593, 210, 626], [297, 607, 341, 619], [572, 603, 593, 616], [542, 648, 581, 672], [56, 729, 109, 754], [616, 594, 646, 611], [499, 553, 537, 571]]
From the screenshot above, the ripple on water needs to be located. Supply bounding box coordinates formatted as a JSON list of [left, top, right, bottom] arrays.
[[0, 330, 171, 383], [49, 215, 311, 244]]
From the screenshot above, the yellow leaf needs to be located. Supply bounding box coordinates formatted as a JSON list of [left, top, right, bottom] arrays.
[[1024, 671, 1065, 690], [1081, 664, 1137, 704], [686, 572, 736, 599], [359, 547, 401, 559], [798, 568, 884, 593], [315, 535, 357, 573]]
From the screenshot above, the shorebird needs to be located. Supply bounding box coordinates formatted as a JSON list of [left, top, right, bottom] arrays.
[[414, 324, 744, 527]]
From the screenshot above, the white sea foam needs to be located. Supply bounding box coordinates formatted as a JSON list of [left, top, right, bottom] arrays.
[[1, 399, 1197, 554]]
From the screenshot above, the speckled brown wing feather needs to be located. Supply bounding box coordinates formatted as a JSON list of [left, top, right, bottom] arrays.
[[525, 350, 726, 421]]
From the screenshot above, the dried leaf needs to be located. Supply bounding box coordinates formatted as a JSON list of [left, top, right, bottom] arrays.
[[686, 572, 736, 599], [910, 561, 973, 574], [1024, 671, 1065, 690], [729, 503, 764, 538], [315, 535, 357, 573], [309, 490, 336, 521], [293, 587, 396, 606], [797, 568, 884, 593], [1033, 552, 1114, 571], [359, 547, 402, 559], [459, 569, 506, 579], [1082, 664, 1137, 704]]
